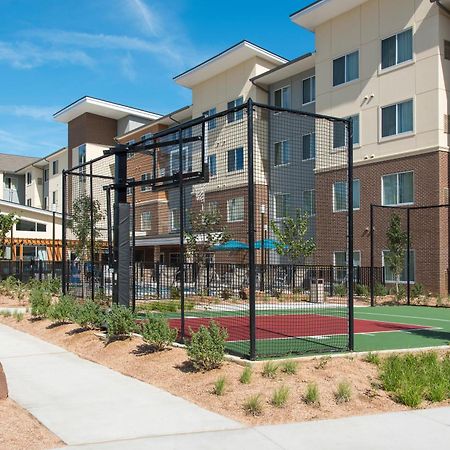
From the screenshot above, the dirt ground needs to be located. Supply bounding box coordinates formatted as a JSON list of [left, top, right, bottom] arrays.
[[1, 315, 449, 426], [0, 398, 63, 450], [0, 293, 28, 308]]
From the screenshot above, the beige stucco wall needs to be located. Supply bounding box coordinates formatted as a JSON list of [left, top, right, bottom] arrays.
[[314, 0, 443, 164]]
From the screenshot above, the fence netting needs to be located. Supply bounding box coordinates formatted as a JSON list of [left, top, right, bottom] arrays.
[[63, 101, 353, 359]]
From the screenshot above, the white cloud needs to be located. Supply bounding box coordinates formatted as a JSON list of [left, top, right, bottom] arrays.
[[0, 105, 56, 121], [125, 0, 162, 37]]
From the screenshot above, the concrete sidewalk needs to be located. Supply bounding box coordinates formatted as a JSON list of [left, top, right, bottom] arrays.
[[1, 323, 449, 450], [0, 324, 241, 447]]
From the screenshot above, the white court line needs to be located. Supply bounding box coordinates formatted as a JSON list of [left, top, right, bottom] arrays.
[[356, 311, 450, 323]]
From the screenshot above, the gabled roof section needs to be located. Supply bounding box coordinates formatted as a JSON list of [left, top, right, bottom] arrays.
[[251, 53, 315, 87], [174, 40, 288, 88], [15, 147, 67, 172], [0, 153, 39, 173], [53, 96, 162, 124], [290, 0, 368, 31]]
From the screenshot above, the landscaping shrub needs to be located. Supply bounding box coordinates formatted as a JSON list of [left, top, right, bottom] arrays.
[[243, 394, 263, 416], [304, 382, 320, 405], [105, 305, 136, 339], [94, 289, 110, 307], [281, 360, 298, 375], [140, 315, 177, 351], [240, 365, 252, 384], [170, 286, 180, 300], [411, 283, 425, 300], [221, 288, 232, 300], [30, 285, 51, 319], [187, 321, 228, 371], [271, 385, 289, 408], [262, 361, 278, 379], [364, 352, 381, 366], [374, 282, 388, 297], [47, 295, 77, 324], [42, 278, 61, 295], [13, 311, 24, 322], [355, 284, 370, 298], [0, 276, 20, 297], [335, 380, 352, 403], [334, 284, 346, 297], [212, 376, 226, 396], [75, 300, 105, 330], [391, 285, 406, 302]]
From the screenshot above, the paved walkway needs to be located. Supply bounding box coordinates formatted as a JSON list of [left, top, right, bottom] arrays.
[[1, 323, 449, 450]]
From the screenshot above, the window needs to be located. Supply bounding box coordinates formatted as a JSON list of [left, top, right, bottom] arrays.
[[52, 160, 59, 175], [302, 133, 316, 160], [227, 97, 244, 123], [141, 133, 153, 142], [170, 146, 192, 175], [227, 197, 244, 222], [333, 115, 359, 149], [382, 171, 414, 206], [141, 211, 152, 231], [78, 144, 86, 166], [274, 86, 291, 108], [16, 219, 46, 232], [26, 198, 31, 207], [126, 140, 135, 159], [26, 172, 32, 185], [274, 193, 289, 219], [302, 76, 316, 105], [382, 250, 415, 283], [43, 169, 49, 182], [44, 196, 48, 210], [333, 179, 361, 212], [52, 191, 58, 207], [382, 29, 413, 70], [274, 141, 289, 166], [303, 190, 315, 216], [333, 51, 359, 86], [334, 251, 361, 282], [208, 154, 217, 176], [207, 201, 219, 213], [203, 108, 217, 130], [141, 173, 151, 192], [381, 100, 413, 138], [170, 209, 180, 231], [227, 147, 244, 173]]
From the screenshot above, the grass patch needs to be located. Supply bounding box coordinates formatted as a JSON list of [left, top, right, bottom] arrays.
[[315, 356, 331, 370], [304, 382, 320, 405], [364, 352, 381, 366], [262, 361, 278, 379], [335, 380, 352, 404], [243, 394, 263, 416], [212, 376, 226, 396], [379, 352, 450, 408], [271, 385, 289, 408], [281, 361, 298, 375], [240, 365, 252, 384]]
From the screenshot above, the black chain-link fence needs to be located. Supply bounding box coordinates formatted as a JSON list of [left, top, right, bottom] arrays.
[[63, 100, 354, 359]]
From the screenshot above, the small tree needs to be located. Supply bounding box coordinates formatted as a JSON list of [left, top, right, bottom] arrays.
[[67, 194, 104, 298], [270, 209, 316, 264], [385, 213, 408, 295], [0, 212, 18, 259], [185, 207, 230, 268]]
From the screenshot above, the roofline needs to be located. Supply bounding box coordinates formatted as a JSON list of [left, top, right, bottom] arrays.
[[251, 52, 314, 83], [53, 95, 162, 120], [173, 40, 288, 81], [14, 147, 67, 173], [117, 105, 192, 140], [0, 199, 62, 218], [289, 0, 325, 18]]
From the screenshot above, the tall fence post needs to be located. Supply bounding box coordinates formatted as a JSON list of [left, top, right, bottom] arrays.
[[347, 119, 354, 352], [370, 204, 375, 307], [89, 163, 95, 301], [407, 207, 411, 306], [62, 170, 67, 295], [131, 184, 136, 312], [247, 99, 257, 360], [178, 130, 186, 341]]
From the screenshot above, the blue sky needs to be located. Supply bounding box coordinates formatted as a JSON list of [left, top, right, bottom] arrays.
[[0, 0, 315, 157]]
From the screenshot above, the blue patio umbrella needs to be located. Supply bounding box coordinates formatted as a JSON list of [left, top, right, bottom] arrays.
[[211, 240, 249, 251], [254, 239, 281, 250]]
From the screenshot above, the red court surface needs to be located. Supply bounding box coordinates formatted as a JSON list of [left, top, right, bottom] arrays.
[[169, 314, 430, 342]]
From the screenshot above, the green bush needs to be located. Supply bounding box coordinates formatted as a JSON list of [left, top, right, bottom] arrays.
[[30, 286, 52, 319], [94, 289, 110, 307], [390, 285, 406, 302], [42, 278, 61, 295], [0, 276, 20, 297], [47, 295, 77, 324], [240, 365, 252, 384], [411, 283, 425, 300], [212, 376, 226, 396], [243, 394, 263, 416], [106, 305, 136, 339], [355, 284, 370, 298], [187, 321, 228, 371], [170, 286, 180, 299], [221, 288, 232, 300], [334, 284, 347, 297], [140, 315, 177, 351], [75, 300, 105, 329], [271, 385, 289, 408], [364, 352, 381, 366], [304, 382, 320, 405], [374, 282, 388, 297]]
